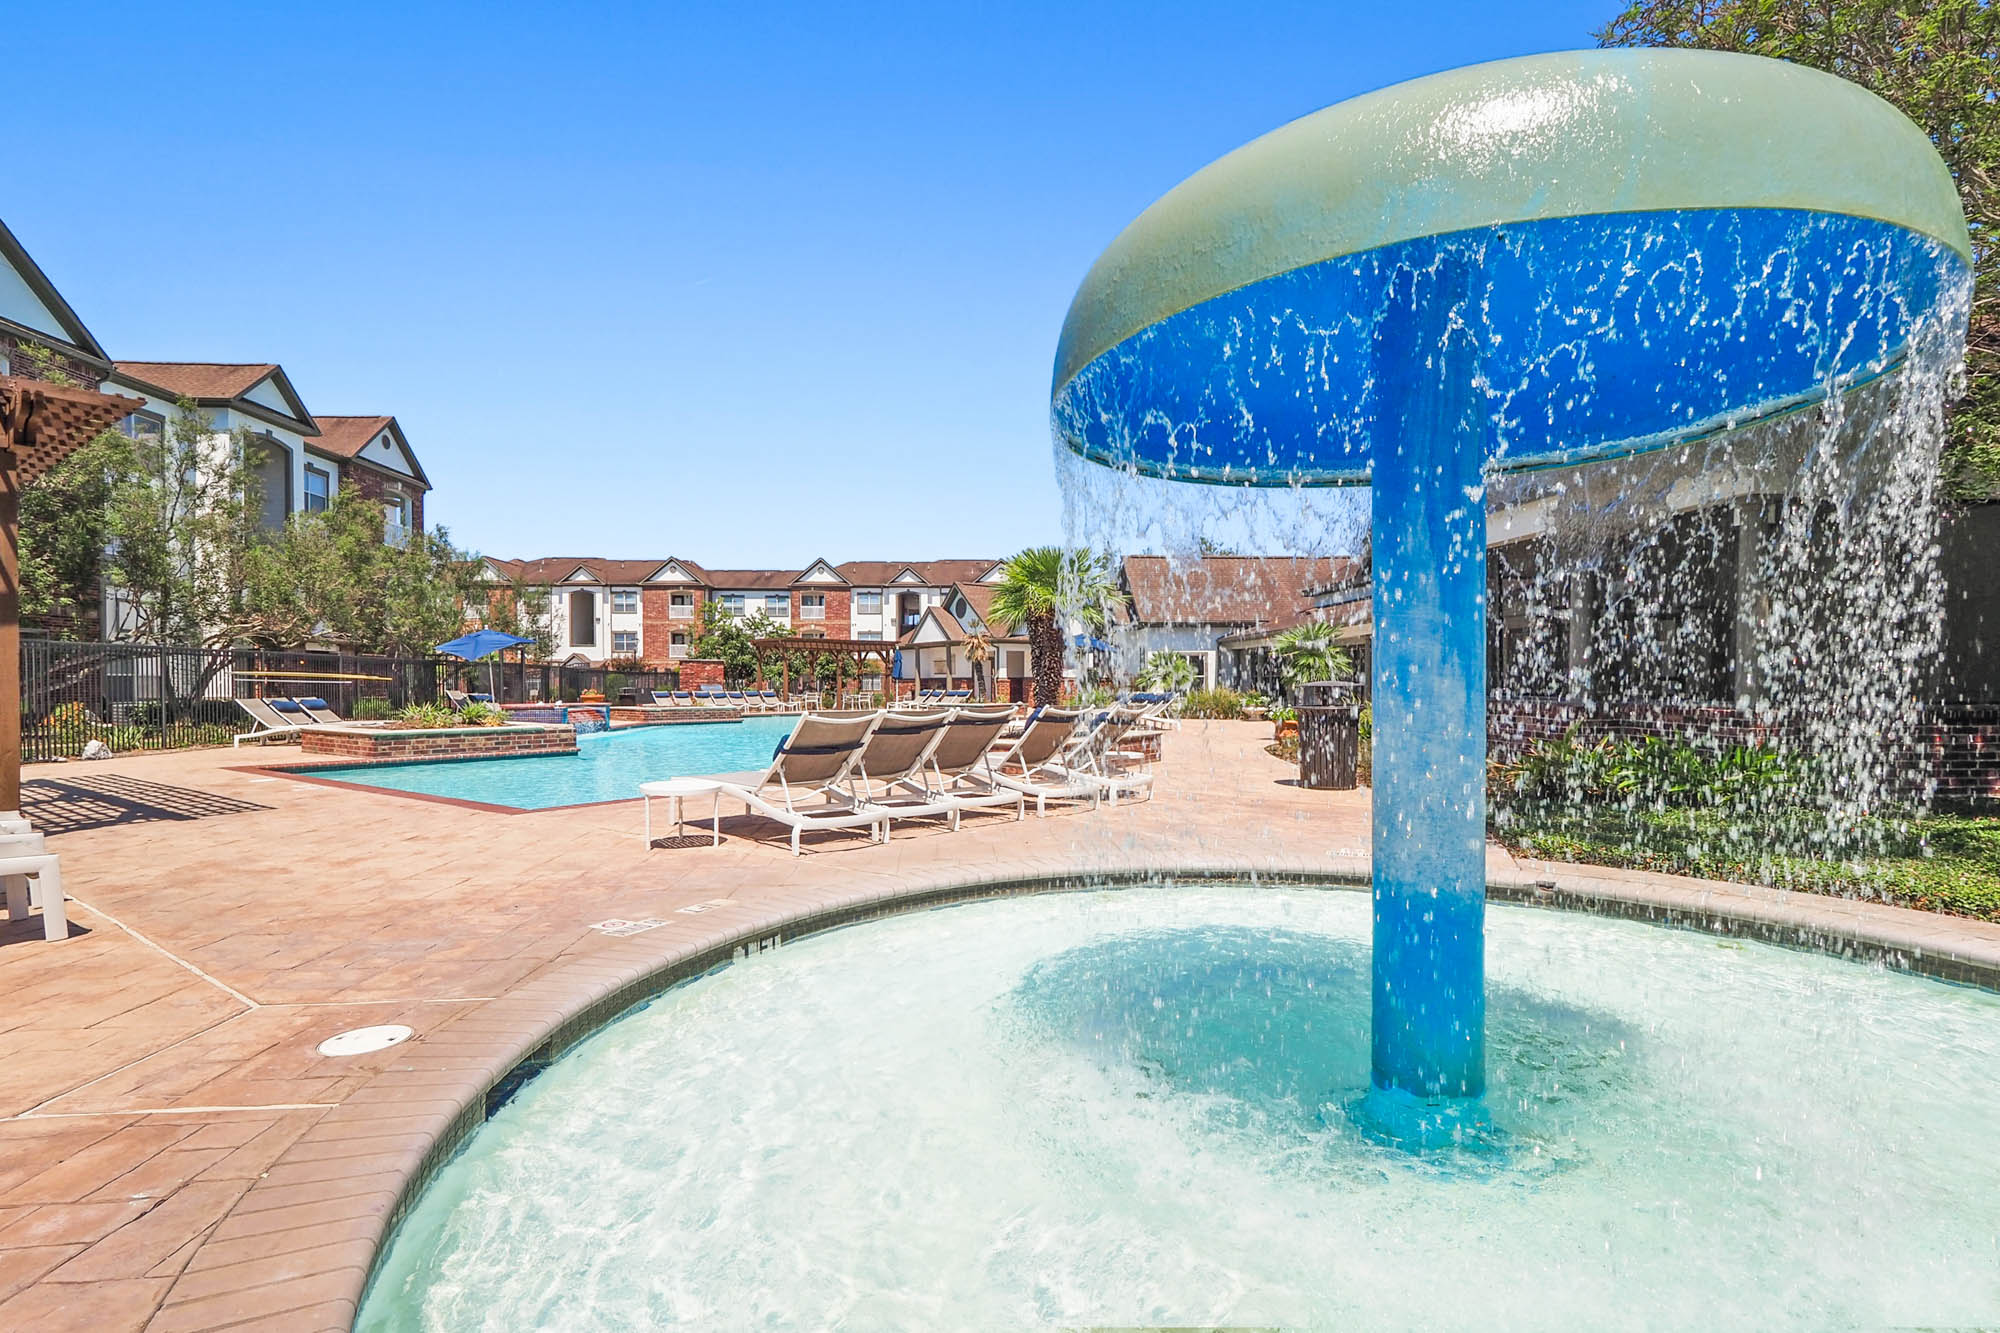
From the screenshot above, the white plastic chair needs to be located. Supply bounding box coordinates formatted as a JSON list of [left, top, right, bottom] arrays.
[[0, 831, 67, 941]]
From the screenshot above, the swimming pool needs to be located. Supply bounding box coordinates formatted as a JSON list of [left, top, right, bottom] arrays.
[[300, 716, 797, 810]]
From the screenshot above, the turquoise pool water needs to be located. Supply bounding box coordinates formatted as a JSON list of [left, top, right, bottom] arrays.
[[303, 716, 797, 810], [359, 884, 2000, 1329]]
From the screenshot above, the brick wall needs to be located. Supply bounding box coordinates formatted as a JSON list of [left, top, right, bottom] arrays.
[[339, 461, 426, 531], [679, 658, 725, 689], [1490, 696, 1999, 805], [1919, 706, 2000, 803], [297, 723, 576, 760], [796, 588, 851, 638], [641, 586, 705, 669]]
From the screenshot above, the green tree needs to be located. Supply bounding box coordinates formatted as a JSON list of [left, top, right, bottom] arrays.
[[105, 400, 261, 646], [690, 601, 786, 686], [988, 547, 1124, 706], [486, 572, 558, 661], [237, 490, 484, 654], [1598, 0, 2000, 498], [20, 428, 128, 632], [11, 342, 127, 633], [1136, 649, 1199, 693], [1272, 620, 1355, 692]]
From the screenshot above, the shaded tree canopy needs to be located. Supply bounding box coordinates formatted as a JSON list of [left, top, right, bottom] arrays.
[[1599, 0, 2000, 498]]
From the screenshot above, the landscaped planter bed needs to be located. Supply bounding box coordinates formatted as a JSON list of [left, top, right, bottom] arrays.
[[298, 722, 577, 760]]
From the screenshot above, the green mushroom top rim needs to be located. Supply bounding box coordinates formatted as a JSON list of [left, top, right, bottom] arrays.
[[1052, 48, 1971, 399]]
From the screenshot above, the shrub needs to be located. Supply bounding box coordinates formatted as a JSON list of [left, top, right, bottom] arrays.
[[352, 698, 395, 720], [1180, 686, 1246, 719], [1491, 727, 1808, 813], [458, 702, 506, 726], [389, 702, 456, 730]]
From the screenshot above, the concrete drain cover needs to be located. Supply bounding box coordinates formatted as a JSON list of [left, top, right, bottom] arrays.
[[317, 1024, 414, 1057]]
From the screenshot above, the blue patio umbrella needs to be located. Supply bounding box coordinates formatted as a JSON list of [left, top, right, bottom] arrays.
[[434, 629, 532, 698], [1071, 634, 1112, 652]]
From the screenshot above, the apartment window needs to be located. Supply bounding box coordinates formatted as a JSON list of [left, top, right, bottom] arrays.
[[568, 590, 596, 646], [612, 630, 639, 656], [302, 464, 331, 512], [720, 593, 745, 616], [765, 593, 789, 617], [382, 493, 411, 544], [669, 592, 695, 619], [799, 594, 826, 620], [669, 631, 689, 658], [856, 631, 882, 641], [611, 588, 638, 614], [855, 590, 882, 615], [121, 411, 165, 443]]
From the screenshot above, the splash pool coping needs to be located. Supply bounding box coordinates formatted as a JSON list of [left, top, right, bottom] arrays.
[[265, 859, 2000, 1331]]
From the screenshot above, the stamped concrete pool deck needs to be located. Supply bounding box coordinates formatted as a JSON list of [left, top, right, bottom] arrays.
[[2, 720, 1996, 1331]]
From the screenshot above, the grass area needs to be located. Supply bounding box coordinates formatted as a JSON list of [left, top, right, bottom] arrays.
[[1493, 805, 2000, 922]]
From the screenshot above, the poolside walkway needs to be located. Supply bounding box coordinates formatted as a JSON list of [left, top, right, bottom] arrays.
[[1, 720, 1996, 1331]]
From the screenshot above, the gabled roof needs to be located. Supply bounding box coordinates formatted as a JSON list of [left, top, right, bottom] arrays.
[[792, 558, 849, 586], [645, 558, 709, 584], [900, 605, 967, 645], [0, 218, 111, 365], [310, 414, 432, 490], [1120, 554, 1358, 627], [110, 361, 318, 434], [703, 569, 803, 591], [494, 557, 692, 586], [835, 559, 1001, 587], [946, 580, 1020, 635]]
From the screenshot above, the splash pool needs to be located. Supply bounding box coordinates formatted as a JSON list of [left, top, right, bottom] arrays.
[[358, 882, 2000, 1329], [300, 716, 797, 810]]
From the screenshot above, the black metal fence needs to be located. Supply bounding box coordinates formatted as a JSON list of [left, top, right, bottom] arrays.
[[20, 640, 685, 760]]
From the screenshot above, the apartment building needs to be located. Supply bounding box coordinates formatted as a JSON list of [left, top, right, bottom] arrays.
[[482, 556, 1010, 680]]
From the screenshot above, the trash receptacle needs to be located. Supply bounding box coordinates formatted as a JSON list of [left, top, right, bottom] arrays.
[[1297, 680, 1359, 789]]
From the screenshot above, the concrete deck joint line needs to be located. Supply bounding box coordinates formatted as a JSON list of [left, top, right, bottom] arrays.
[[65, 895, 261, 1009]]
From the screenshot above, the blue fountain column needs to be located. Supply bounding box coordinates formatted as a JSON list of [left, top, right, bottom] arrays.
[[1363, 249, 1488, 1137]]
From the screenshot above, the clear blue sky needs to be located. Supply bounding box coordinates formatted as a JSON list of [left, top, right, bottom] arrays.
[[11, 1, 1611, 566]]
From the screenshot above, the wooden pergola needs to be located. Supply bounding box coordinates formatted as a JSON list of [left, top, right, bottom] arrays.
[[751, 636, 898, 701], [0, 376, 143, 816]]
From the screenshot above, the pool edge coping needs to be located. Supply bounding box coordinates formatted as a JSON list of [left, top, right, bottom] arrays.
[[172, 859, 2000, 1332]]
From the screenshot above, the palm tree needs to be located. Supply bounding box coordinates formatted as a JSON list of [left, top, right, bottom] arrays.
[[1272, 620, 1354, 695], [963, 631, 994, 701], [989, 547, 1123, 706], [1136, 649, 1197, 693]]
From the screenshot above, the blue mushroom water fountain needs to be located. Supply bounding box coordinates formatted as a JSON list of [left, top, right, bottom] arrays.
[[1052, 50, 1971, 1146]]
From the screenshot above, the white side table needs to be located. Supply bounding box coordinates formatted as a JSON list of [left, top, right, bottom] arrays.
[[641, 778, 723, 848]]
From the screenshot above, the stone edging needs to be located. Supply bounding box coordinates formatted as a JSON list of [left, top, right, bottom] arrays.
[[174, 861, 2000, 1331]]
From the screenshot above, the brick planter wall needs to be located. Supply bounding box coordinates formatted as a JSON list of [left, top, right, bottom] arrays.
[[297, 723, 576, 761]]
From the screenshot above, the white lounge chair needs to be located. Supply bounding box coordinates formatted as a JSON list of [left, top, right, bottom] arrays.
[[1063, 706, 1157, 806], [848, 709, 957, 834], [291, 696, 346, 727], [990, 708, 1101, 815], [895, 706, 1025, 827], [712, 713, 889, 855], [232, 697, 310, 747]]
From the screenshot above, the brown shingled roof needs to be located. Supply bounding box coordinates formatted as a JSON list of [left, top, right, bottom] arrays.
[[836, 558, 999, 586], [948, 580, 1019, 635], [113, 362, 280, 400], [1121, 555, 1358, 627], [308, 415, 395, 460], [701, 569, 803, 591]]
